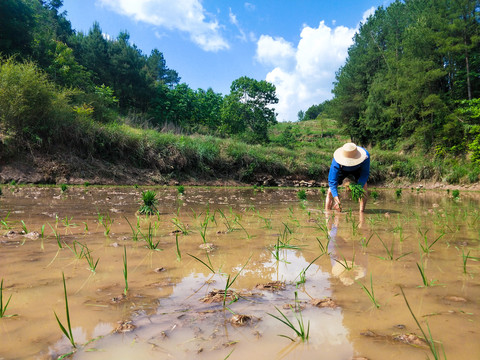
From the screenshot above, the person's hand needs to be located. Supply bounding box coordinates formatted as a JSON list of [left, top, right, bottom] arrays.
[[333, 197, 342, 212]]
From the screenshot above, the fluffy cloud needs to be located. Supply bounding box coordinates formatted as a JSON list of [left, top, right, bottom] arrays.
[[257, 19, 363, 121], [98, 0, 229, 51]]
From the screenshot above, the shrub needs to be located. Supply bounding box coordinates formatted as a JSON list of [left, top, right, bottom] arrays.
[[0, 58, 72, 144]]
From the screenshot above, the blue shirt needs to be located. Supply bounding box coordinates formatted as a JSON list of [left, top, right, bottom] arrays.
[[328, 148, 370, 198]]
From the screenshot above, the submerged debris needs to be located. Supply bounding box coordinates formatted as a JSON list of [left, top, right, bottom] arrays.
[[444, 295, 467, 303], [229, 314, 256, 327], [361, 329, 427, 347], [114, 320, 136, 333], [310, 297, 337, 308], [255, 281, 286, 291], [111, 294, 126, 304], [200, 289, 237, 303], [199, 243, 216, 251], [24, 231, 40, 240]]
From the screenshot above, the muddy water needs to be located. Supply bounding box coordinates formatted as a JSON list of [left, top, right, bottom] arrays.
[[0, 186, 479, 360]]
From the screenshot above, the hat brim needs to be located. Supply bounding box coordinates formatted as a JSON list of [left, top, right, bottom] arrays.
[[333, 146, 367, 167]]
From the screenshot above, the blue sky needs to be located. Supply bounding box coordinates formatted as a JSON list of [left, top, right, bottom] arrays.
[[61, 0, 392, 122]]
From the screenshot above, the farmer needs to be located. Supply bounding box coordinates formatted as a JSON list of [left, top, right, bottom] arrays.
[[325, 142, 370, 212]]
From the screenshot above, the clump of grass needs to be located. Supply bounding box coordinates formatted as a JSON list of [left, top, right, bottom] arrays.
[[297, 189, 307, 200], [395, 188, 402, 198], [451, 189, 460, 200], [60, 184, 68, 193], [370, 189, 379, 201], [139, 190, 158, 215], [177, 185, 185, 195], [54, 273, 76, 348], [349, 184, 365, 201]]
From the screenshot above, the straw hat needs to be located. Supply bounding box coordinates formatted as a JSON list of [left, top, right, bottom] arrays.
[[333, 143, 367, 167]]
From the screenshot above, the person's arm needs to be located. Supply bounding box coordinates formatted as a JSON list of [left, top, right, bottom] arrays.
[[328, 159, 341, 198]]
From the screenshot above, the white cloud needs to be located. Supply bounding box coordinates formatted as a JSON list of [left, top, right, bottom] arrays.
[[361, 7, 376, 25], [256, 19, 361, 121], [229, 8, 247, 42], [256, 35, 296, 69], [97, 0, 229, 52]]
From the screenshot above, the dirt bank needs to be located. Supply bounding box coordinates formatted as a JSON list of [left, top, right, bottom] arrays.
[[1, 151, 479, 191]]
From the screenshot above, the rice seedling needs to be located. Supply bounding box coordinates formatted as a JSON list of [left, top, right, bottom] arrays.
[[297, 189, 307, 201], [49, 224, 62, 248], [451, 189, 460, 200], [21, 220, 28, 234], [418, 229, 445, 254], [40, 224, 45, 239], [0, 279, 16, 318], [360, 233, 374, 249], [295, 255, 323, 287], [188, 251, 215, 274], [357, 274, 380, 309], [222, 256, 251, 308], [124, 217, 139, 241], [139, 190, 158, 215], [140, 223, 162, 250], [84, 245, 99, 273], [461, 249, 479, 274], [54, 273, 76, 349], [416, 261, 438, 287], [60, 184, 68, 193], [400, 287, 447, 360], [122, 246, 128, 295], [82, 221, 89, 232], [177, 185, 185, 195], [235, 219, 252, 239], [333, 251, 356, 271], [97, 212, 113, 236], [370, 189, 379, 201], [319, 187, 326, 196], [349, 184, 365, 202], [395, 188, 402, 198], [65, 240, 86, 259], [316, 236, 330, 255], [171, 217, 190, 235], [268, 295, 310, 342], [0, 211, 12, 230], [375, 232, 411, 261], [175, 233, 181, 261], [216, 208, 235, 233], [61, 216, 76, 228]]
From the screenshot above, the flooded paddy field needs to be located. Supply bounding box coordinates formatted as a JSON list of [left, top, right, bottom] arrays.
[[0, 185, 479, 360]]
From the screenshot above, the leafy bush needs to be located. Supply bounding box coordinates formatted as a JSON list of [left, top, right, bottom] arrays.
[[0, 58, 72, 144]]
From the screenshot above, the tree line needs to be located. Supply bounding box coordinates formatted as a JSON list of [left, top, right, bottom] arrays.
[[0, 0, 278, 145], [330, 0, 480, 164]]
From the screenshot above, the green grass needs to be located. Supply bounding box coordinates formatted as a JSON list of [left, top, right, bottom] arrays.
[[268, 292, 310, 342], [139, 190, 158, 215], [357, 274, 380, 309]]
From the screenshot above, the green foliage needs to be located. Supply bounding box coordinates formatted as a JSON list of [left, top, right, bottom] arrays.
[[139, 190, 158, 215], [331, 0, 480, 160], [451, 189, 460, 199], [349, 184, 365, 201], [297, 189, 307, 201], [0, 279, 15, 318], [177, 185, 185, 195], [221, 76, 278, 143], [0, 58, 73, 144]]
